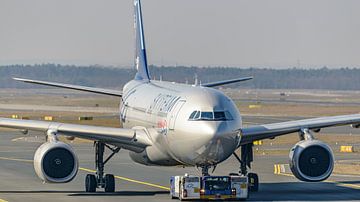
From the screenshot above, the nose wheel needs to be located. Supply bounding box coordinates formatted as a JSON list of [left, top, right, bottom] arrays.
[[85, 141, 120, 193]]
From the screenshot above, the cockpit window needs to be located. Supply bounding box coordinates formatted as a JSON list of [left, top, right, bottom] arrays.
[[189, 111, 197, 119], [201, 112, 213, 120], [214, 111, 226, 120], [188, 111, 233, 121], [194, 111, 201, 119], [224, 111, 233, 120]]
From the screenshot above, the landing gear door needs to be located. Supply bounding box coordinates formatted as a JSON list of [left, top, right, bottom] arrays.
[[168, 100, 185, 130]]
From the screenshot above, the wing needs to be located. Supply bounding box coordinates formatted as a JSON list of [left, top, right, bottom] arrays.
[[13, 77, 122, 97], [0, 118, 152, 152], [240, 114, 360, 144], [201, 76, 253, 87]]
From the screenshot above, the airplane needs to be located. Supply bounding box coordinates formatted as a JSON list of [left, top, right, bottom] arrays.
[[1, 0, 360, 194]]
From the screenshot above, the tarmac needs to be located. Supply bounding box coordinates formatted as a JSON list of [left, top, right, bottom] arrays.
[[0, 115, 359, 201]]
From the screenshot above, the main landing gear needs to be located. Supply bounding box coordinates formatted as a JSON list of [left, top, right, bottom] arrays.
[[85, 141, 120, 193], [200, 165, 210, 176], [233, 143, 259, 192]]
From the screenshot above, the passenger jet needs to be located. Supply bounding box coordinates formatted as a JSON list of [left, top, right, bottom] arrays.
[[1, 0, 360, 194]]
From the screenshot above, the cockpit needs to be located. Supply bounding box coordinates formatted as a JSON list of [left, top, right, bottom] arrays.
[[188, 110, 233, 121]]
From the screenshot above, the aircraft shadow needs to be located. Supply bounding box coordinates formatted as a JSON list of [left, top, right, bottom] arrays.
[[249, 181, 360, 201], [0, 190, 169, 197], [0, 190, 83, 194], [0, 181, 359, 200], [337, 180, 360, 184], [68, 190, 170, 196]]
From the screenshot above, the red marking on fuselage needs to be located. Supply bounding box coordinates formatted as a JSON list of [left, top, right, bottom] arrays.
[[157, 119, 167, 129]]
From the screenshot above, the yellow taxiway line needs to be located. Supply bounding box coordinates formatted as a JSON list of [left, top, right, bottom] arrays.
[[11, 137, 25, 142], [79, 167, 170, 190], [0, 156, 33, 163], [274, 164, 360, 189], [0, 199, 8, 202], [276, 172, 293, 177], [0, 156, 170, 191]]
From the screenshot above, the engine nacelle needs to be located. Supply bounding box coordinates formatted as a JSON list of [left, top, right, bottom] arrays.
[[289, 140, 334, 182], [34, 141, 78, 183]]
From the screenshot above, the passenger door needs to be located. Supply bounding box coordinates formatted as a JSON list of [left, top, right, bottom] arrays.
[[168, 100, 186, 130]]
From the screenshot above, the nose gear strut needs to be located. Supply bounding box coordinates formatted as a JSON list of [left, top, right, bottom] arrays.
[[200, 166, 210, 176]]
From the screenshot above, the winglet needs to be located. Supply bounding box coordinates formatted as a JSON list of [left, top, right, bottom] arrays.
[[134, 0, 150, 81]]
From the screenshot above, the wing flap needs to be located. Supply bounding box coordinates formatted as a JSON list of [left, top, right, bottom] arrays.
[[13, 77, 122, 97], [0, 118, 151, 151], [241, 114, 360, 144]]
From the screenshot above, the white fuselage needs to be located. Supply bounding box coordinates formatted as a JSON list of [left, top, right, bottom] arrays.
[[121, 80, 242, 167]]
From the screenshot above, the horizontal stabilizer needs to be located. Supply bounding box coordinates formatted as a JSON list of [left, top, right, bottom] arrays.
[[13, 77, 122, 97], [201, 76, 253, 87]]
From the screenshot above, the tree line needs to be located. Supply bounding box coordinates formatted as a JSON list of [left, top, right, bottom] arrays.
[[1, 64, 360, 90]]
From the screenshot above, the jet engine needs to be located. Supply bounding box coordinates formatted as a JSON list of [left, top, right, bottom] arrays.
[[289, 140, 334, 182], [34, 141, 78, 183]]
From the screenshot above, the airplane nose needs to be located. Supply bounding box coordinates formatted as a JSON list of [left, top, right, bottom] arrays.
[[202, 122, 238, 141], [195, 122, 239, 164]]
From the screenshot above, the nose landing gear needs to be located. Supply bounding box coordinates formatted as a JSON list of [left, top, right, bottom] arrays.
[[85, 141, 120, 193], [200, 165, 210, 176]]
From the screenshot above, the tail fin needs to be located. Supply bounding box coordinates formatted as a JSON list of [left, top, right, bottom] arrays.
[[134, 0, 150, 81]]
